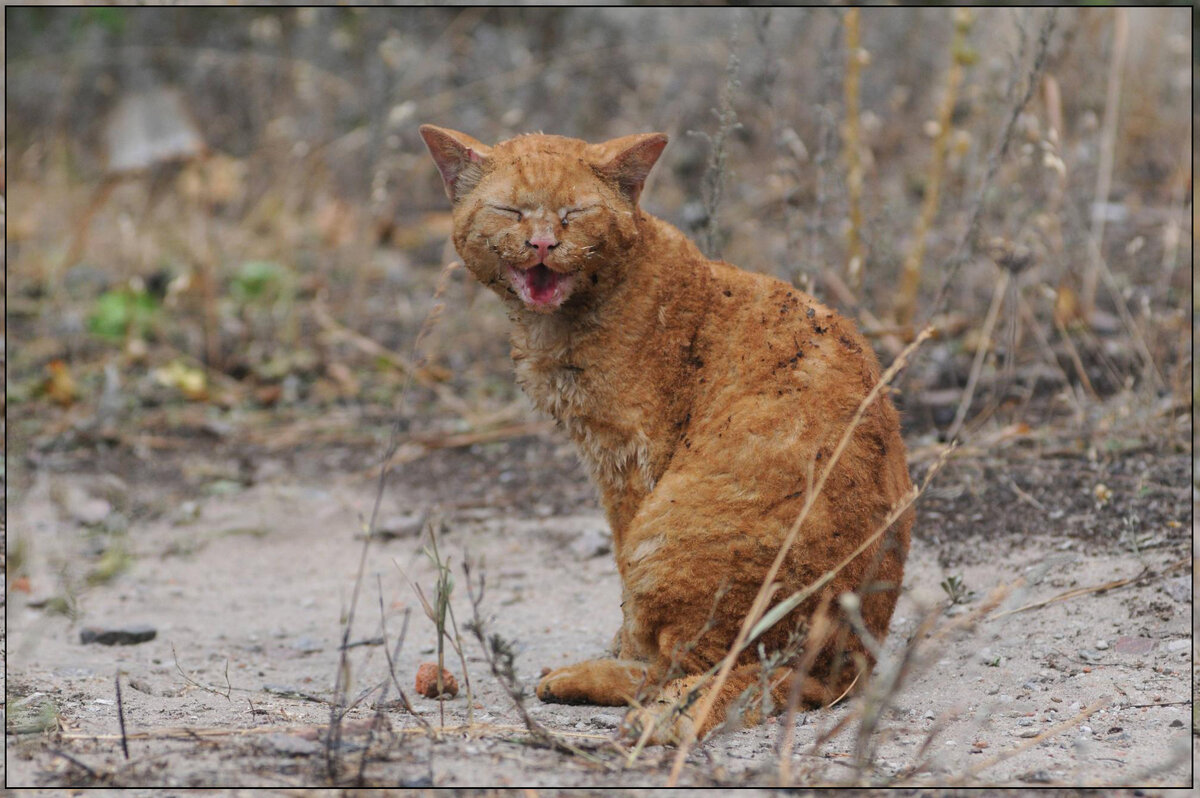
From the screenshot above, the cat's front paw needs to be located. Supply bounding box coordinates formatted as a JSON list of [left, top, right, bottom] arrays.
[[535, 668, 591, 705], [536, 659, 650, 706]]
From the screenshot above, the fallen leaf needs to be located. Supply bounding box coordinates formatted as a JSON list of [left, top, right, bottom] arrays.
[[44, 360, 79, 406]]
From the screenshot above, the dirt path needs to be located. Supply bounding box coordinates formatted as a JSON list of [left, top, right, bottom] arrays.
[[5, 440, 1193, 788]]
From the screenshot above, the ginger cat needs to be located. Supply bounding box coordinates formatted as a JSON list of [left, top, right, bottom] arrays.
[[420, 125, 913, 743]]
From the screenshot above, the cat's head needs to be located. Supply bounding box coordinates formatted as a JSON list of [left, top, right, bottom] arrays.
[[419, 125, 667, 314]]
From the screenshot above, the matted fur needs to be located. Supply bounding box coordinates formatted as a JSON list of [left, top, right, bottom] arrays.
[[420, 124, 914, 743]]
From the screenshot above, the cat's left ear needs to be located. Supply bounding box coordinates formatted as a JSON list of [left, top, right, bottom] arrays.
[[592, 133, 668, 206], [419, 124, 493, 202]]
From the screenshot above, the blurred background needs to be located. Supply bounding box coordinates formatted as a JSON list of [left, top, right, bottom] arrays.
[[4, 6, 1193, 497]]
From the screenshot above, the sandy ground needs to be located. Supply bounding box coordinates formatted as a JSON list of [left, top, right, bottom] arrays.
[[4, 436, 1194, 789]]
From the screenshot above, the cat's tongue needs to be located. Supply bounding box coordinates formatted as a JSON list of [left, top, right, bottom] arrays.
[[512, 263, 571, 310], [528, 264, 558, 300]]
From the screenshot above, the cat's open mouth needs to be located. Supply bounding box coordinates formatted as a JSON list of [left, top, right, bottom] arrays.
[[508, 263, 575, 311]]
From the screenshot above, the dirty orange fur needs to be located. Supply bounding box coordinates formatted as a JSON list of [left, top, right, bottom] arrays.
[[420, 125, 914, 744]]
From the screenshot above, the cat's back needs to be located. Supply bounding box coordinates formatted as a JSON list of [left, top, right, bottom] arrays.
[[685, 257, 910, 541], [700, 260, 884, 407]]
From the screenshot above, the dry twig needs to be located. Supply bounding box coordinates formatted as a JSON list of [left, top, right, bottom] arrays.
[[895, 9, 974, 326], [841, 8, 866, 292]]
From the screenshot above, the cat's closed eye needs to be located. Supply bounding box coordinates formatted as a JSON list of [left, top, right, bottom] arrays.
[[560, 206, 597, 226], [488, 204, 523, 220]]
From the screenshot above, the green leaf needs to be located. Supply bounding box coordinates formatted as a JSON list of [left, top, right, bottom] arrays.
[[87, 288, 158, 341], [231, 260, 283, 302]]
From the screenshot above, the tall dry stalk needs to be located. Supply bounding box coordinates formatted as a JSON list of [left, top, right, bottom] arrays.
[[1079, 7, 1128, 321], [325, 259, 461, 782], [894, 9, 975, 328], [945, 267, 1010, 443], [692, 22, 743, 260], [924, 8, 1057, 325], [841, 8, 866, 293]]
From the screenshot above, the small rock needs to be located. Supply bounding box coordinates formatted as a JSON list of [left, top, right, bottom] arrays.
[[127, 678, 157, 695], [1169, 719, 1183, 728], [1113, 636, 1157, 656], [1165, 639, 1190, 653], [1161, 576, 1190, 603], [63, 488, 114, 526], [372, 513, 427, 540], [1095, 640, 1109, 650], [292, 636, 323, 654], [1018, 729, 1041, 738], [415, 662, 458, 698], [1079, 725, 1092, 735], [569, 527, 613, 559], [923, 710, 936, 720], [172, 500, 200, 525], [262, 733, 323, 757], [589, 715, 620, 730], [1077, 649, 1102, 663], [1017, 717, 1034, 727], [80, 624, 157, 646]]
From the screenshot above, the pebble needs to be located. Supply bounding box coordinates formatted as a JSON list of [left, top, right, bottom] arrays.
[[1113, 636, 1156, 656], [80, 624, 157, 646], [1162, 576, 1190, 603], [373, 513, 427, 540], [569, 527, 613, 560], [1017, 717, 1034, 726], [1169, 719, 1183, 728], [55, 484, 114, 526], [262, 733, 323, 757], [1095, 640, 1109, 650], [923, 710, 936, 720], [1079, 725, 1093, 735], [291, 636, 323, 653], [1165, 639, 1190, 653], [415, 662, 458, 698]]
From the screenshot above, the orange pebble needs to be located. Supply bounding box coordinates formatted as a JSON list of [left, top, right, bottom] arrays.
[[415, 662, 458, 698]]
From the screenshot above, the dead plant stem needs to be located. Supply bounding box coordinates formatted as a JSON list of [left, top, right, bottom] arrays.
[[115, 670, 130, 760], [946, 268, 1010, 443], [1080, 7, 1128, 318], [926, 8, 1057, 323], [895, 9, 974, 326], [841, 8, 866, 292]]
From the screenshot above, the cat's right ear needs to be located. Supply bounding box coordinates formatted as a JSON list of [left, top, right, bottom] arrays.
[[592, 132, 668, 206], [419, 125, 492, 203]]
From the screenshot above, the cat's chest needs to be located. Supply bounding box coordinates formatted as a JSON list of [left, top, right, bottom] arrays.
[[511, 320, 656, 492]]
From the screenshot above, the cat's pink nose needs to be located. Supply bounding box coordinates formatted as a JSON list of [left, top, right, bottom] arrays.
[[527, 235, 558, 263]]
